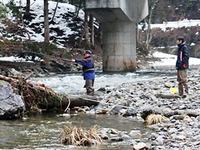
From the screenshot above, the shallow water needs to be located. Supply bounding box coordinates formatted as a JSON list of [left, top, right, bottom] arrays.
[[0, 114, 150, 149], [32, 69, 176, 95], [0, 70, 177, 149]]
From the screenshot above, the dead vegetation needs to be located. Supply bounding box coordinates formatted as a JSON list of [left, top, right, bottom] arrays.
[[145, 114, 169, 125], [0, 74, 70, 113], [61, 125, 102, 146], [141, 110, 169, 125]]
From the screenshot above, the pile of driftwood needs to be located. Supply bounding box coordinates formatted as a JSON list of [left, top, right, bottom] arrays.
[[0, 75, 99, 114]]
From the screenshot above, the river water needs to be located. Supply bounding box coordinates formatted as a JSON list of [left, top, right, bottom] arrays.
[[0, 70, 177, 149], [0, 114, 150, 149]]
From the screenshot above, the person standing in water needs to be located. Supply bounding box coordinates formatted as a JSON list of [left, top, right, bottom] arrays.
[[72, 50, 95, 95]]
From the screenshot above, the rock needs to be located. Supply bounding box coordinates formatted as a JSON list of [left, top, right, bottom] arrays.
[[175, 134, 186, 141], [196, 116, 200, 121], [133, 142, 150, 150], [121, 133, 132, 140], [123, 108, 137, 117], [164, 82, 172, 88], [110, 136, 123, 142], [109, 105, 124, 115], [109, 129, 119, 134], [156, 136, 164, 145], [129, 130, 141, 138], [96, 109, 109, 114], [0, 81, 25, 119], [183, 115, 192, 122], [100, 133, 109, 140]]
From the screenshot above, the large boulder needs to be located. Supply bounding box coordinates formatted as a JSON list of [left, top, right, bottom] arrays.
[[0, 80, 25, 120]]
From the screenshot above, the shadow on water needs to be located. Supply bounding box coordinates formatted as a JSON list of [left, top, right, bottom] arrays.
[[0, 114, 150, 149]]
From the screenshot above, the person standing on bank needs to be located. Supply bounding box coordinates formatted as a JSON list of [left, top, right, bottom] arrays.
[[176, 36, 189, 97], [72, 50, 95, 95]]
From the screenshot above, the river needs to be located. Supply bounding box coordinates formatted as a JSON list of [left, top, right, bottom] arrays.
[[0, 69, 177, 149]]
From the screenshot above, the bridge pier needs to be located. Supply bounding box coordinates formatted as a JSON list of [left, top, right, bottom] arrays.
[[86, 0, 148, 72], [102, 21, 136, 71]]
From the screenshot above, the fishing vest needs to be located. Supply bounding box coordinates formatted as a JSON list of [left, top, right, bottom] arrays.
[[82, 59, 95, 73]]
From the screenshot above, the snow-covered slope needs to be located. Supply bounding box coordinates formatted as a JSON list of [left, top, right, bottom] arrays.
[[0, 0, 84, 47]]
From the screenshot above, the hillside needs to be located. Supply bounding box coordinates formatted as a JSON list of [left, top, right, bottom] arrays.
[[0, 0, 85, 48], [0, 0, 200, 69]]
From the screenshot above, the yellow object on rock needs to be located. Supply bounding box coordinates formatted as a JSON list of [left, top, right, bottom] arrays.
[[170, 87, 178, 94]]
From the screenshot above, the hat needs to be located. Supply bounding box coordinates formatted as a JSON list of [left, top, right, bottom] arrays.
[[84, 50, 92, 55], [177, 36, 185, 42]]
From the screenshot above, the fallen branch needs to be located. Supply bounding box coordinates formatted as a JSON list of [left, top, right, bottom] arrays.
[[0, 75, 99, 113]]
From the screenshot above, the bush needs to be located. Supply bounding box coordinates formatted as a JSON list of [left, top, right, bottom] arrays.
[[0, 2, 8, 18], [24, 42, 58, 55]]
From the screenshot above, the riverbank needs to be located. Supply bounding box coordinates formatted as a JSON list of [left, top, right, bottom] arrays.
[[27, 68, 200, 149], [88, 69, 200, 149]]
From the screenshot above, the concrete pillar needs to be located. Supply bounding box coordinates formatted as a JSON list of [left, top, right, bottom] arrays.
[[102, 21, 136, 72], [85, 0, 148, 72]]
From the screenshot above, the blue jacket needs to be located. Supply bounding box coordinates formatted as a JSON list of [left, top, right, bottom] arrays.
[[176, 43, 189, 70], [75, 57, 95, 80]]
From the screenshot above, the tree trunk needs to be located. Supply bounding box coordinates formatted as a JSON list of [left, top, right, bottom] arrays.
[[146, 0, 159, 50], [0, 75, 99, 113], [25, 0, 30, 17], [89, 14, 94, 47], [44, 0, 50, 43], [51, 0, 59, 23], [84, 11, 90, 48]]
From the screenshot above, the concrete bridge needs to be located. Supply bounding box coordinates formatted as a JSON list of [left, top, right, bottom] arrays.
[[85, 0, 148, 72]]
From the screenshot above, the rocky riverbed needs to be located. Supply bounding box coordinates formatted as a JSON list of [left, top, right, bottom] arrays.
[[83, 69, 200, 149], [1, 68, 200, 149]]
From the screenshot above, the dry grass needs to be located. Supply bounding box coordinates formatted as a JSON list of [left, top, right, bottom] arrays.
[[145, 114, 168, 125], [61, 125, 102, 146]]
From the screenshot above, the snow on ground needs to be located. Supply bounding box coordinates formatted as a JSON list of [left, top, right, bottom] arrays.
[[151, 19, 200, 31], [150, 51, 200, 67], [0, 56, 32, 62], [138, 19, 200, 31], [0, 0, 84, 45], [0, 55, 43, 62]]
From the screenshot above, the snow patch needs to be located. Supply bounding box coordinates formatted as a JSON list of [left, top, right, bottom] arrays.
[[138, 19, 200, 31], [150, 51, 200, 67], [0, 56, 33, 62]]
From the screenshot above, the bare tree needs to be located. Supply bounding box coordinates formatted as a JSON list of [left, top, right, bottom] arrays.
[[145, 0, 159, 49], [51, 0, 59, 22], [89, 14, 94, 47], [24, 0, 30, 17], [44, 0, 49, 43], [84, 11, 90, 48]]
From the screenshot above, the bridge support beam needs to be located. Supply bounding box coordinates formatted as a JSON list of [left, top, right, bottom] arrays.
[[102, 21, 136, 71], [86, 0, 148, 72]]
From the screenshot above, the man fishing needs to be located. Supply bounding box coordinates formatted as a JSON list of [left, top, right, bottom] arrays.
[[72, 50, 95, 95]]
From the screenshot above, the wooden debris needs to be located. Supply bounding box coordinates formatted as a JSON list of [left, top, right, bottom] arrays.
[[0, 75, 99, 114], [155, 93, 181, 99]]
